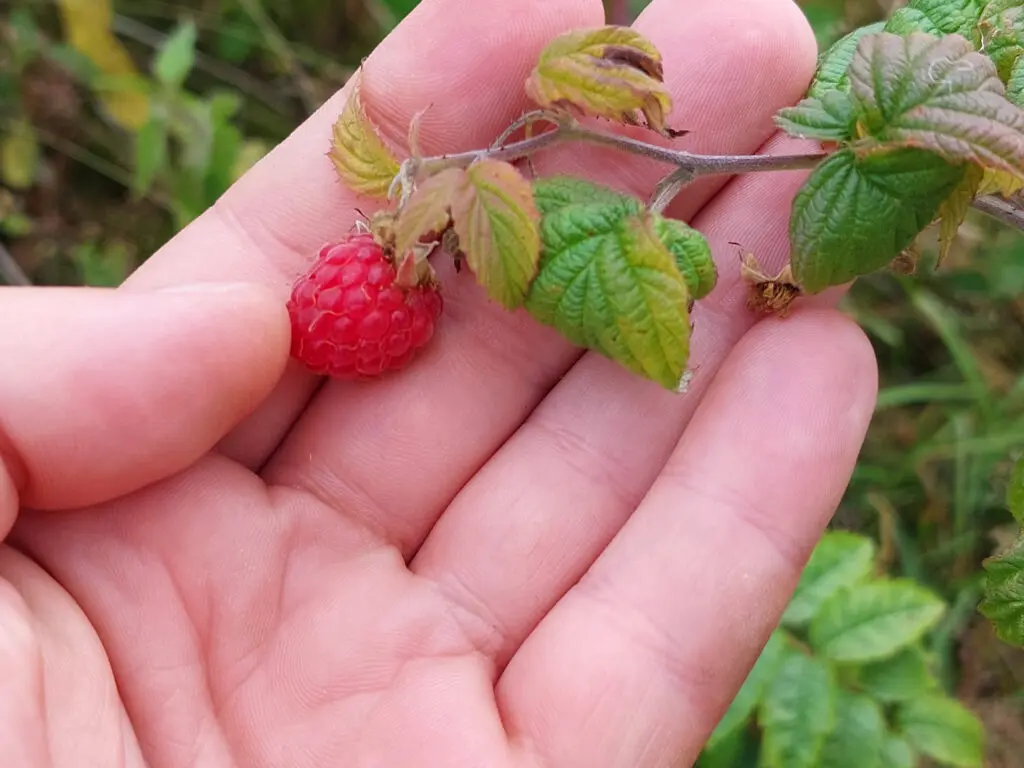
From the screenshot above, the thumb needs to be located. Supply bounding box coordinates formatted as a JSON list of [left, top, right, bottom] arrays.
[[0, 282, 289, 518]]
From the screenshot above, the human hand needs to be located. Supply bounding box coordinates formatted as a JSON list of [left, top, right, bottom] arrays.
[[0, 0, 879, 766]]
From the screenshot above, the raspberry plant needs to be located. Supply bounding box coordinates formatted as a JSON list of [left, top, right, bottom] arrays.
[[311, 0, 1024, 704], [319, 13, 1024, 390], [698, 531, 986, 768]]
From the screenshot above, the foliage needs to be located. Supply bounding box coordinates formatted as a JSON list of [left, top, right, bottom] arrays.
[[697, 531, 986, 768], [979, 454, 1024, 647], [327, 11, 1024, 393]]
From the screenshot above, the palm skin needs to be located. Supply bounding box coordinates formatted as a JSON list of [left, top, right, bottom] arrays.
[[0, 0, 880, 766]]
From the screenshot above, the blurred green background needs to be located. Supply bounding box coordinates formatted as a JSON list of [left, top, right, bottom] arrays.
[[1, 0, 1022, 763]]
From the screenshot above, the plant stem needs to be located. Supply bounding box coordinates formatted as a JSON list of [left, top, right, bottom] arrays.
[[403, 115, 1024, 235], [971, 193, 1024, 231], [406, 117, 827, 190]]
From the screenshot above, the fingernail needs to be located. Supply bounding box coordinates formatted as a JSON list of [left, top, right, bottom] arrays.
[[156, 281, 255, 294]]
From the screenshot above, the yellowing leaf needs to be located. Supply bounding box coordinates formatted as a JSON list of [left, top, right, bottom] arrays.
[[394, 160, 541, 308], [328, 76, 402, 199], [452, 160, 541, 309], [977, 167, 1024, 197], [937, 163, 984, 264], [524, 25, 674, 135], [56, 0, 149, 131], [0, 118, 40, 190]]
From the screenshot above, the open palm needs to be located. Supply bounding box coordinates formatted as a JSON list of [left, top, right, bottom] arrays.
[[1, 1, 879, 766]]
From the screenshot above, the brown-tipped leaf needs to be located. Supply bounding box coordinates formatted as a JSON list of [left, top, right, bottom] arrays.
[[328, 76, 402, 199], [393, 168, 460, 259], [849, 32, 1024, 181], [524, 25, 673, 135], [394, 161, 541, 309]]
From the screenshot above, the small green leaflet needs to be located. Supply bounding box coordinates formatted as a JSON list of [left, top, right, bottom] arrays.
[[807, 21, 886, 99], [154, 19, 197, 88], [1010, 56, 1024, 107], [705, 631, 786, 750], [133, 114, 168, 199], [978, 534, 1024, 647], [880, 736, 916, 768], [808, 577, 946, 663], [884, 0, 982, 38], [651, 216, 718, 300], [757, 648, 836, 768], [775, 90, 856, 143], [783, 531, 876, 627], [849, 644, 939, 702], [818, 690, 886, 768], [1008, 454, 1024, 525], [789, 148, 964, 293], [897, 695, 985, 768], [527, 176, 708, 390], [848, 32, 1024, 179]]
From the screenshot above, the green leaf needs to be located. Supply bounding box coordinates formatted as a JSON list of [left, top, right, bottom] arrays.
[[758, 648, 837, 768], [850, 644, 939, 702], [978, 533, 1024, 647], [819, 690, 886, 768], [1007, 454, 1024, 524], [979, 0, 1024, 81], [698, 727, 760, 768], [849, 32, 1024, 179], [524, 26, 674, 135], [1010, 55, 1024, 107], [809, 577, 946, 663], [776, 90, 856, 142], [650, 216, 717, 300], [133, 115, 168, 198], [526, 177, 694, 390], [884, 0, 982, 38], [897, 695, 984, 768], [706, 631, 786, 750], [154, 19, 197, 88], [880, 735, 916, 768], [783, 531, 877, 627], [808, 21, 886, 99], [789, 147, 965, 293]]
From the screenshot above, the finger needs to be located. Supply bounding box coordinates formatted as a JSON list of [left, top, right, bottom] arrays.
[[0, 578, 50, 767], [264, 0, 819, 559], [119, 0, 603, 471], [496, 310, 878, 768], [0, 284, 288, 511], [0, 548, 136, 767], [408, 130, 820, 665]]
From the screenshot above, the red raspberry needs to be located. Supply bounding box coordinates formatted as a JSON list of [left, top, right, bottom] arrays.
[[286, 232, 443, 379]]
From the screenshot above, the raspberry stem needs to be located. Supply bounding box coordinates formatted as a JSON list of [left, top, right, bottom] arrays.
[[392, 111, 1020, 230]]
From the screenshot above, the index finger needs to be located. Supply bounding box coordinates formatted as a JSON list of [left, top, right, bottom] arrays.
[[118, 0, 602, 467]]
